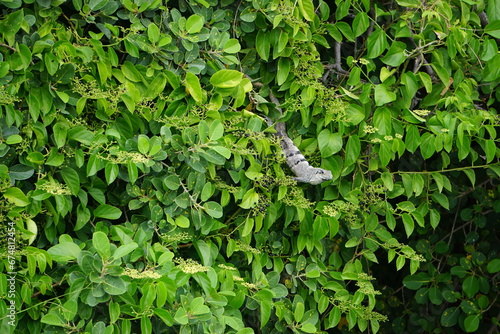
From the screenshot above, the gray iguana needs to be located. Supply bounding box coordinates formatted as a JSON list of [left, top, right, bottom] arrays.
[[273, 121, 333, 185], [264, 93, 333, 185]]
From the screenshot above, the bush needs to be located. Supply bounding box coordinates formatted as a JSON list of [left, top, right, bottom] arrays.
[[0, 0, 499, 333]]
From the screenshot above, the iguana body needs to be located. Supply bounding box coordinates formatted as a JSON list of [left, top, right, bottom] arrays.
[[248, 79, 332, 185], [274, 122, 333, 185]]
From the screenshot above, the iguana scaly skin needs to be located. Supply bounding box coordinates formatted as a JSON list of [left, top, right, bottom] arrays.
[[274, 122, 333, 185], [248, 78, 332, 185]]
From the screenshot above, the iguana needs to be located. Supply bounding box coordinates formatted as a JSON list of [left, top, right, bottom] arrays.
[[264, 94, 333, 185], [273, 121, 333, 185]]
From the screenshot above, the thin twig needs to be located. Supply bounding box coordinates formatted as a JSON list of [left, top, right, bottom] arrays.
[[0, 43, 17, 52]]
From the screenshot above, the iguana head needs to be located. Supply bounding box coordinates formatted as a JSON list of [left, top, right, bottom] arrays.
[[294, 168, 333, 185]]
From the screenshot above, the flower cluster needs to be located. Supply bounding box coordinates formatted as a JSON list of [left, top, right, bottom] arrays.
[[0, 86, 20, 105], [382, 239, 426, 262], [218, 264, 237, 271], [318, 89, 348, 122], [330, 297, 388, 321], [277, 0, 308, 30], [213, 178, 239, 193], [174, 258, 209, 274], [241, 282, 258, 290], [105, 150, 149, 164], [160, 232, 190, 243], [235, 241, 261, 254], [72, 78, 123, 111], [282, 187, 314, 209], [359, 184, 385, 210], [122, 267, 162, 279], [356, 274, 381, 295], [37, 181, 72, 196], [323, 200, 360, 226], [412, 109, 431, 117], [157, 114, 199, 130]]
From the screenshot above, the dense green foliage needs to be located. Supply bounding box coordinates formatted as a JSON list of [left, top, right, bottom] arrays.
[[1, 0, 500, 333]]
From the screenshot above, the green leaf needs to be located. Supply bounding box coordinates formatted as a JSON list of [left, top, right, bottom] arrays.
[[204, 201, 223, 218], [255, 30, 270, 61], [212, 146, 231, 158], [164, 175, 180, 190], [463, 169, 475, 187], [2, 9, 24, 37], [344, 135, 360, 167], [41, 313, 65, 326], [485, 20, 500, 38], [4, 187, 29, 206], [27, 151, 45, 165], [277, 57, 291, 86], [144, 73, 167, 98], [487, 0, 500, 21], [318, 129, 342, 157], [381, 172, 394, 191], [174, 308, 189, 325], [68, 126, 94, 145], [420, 133, 435, 159], [103, 276, 128, 295], [137, 135, 150, 155], [223, 39, 241, 53], [53, 122, 68, 148], [484, 139, 496, 163], [210, 69, 243, 88], [462, 276, 479, 298], [402, 213, 414, 237], [105, 163, 119, 184], [147, 23, 160, 43], [374, 84, 397, 106], [47, 241, 81, 263], [464, 314, 480, 333], [300, 323, 317, 333], [294, 302, 305, 322], [381, 41, 407, 66], [186, 14, 204, 34], [487, 258, 500, 273], [441, 307, 460, 327], [61, 167, 80, 196], [432, 192, 450, 210], [260, 301, 272, 328], [209, 119, 224, 141], [367, 28, 388, 58], [345, 104, 366, 125], [6, 134, 22, 144], [240, 188, 259, 209], [113, 242, 138, 259], [185, 72, 204, 103], [93, 231, 111, 259], [353, 12, 369, 37], [297, 0, 315, 21], [418, 72, 433, 93], [403, 272, 430, 290], [240, 7, 257, 22], [154, 308, 174, 326], [127, 161, 138, 184], [89, 0, 108, 11], [94, 204, 122, 220], [76, 204, 91, 230], [175, 216, 190, 228], [190, 297, 210, 315]]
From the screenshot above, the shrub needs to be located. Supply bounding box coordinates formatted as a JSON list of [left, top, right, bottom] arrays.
[[0, 0, 499, 333]]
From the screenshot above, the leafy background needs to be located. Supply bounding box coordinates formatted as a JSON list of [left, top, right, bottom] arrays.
[[0, 0, 499, 333]]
